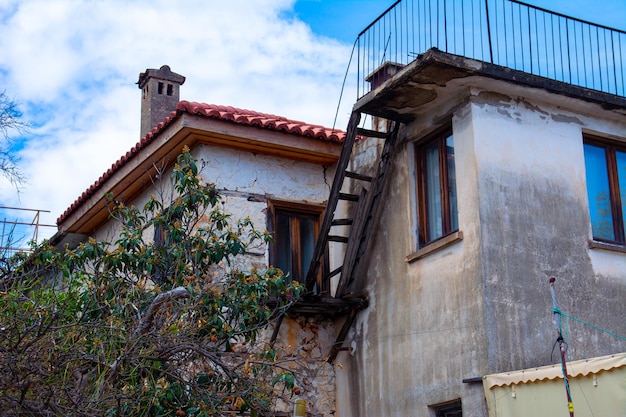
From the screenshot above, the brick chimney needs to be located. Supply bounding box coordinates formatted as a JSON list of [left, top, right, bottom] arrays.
[[137, 65, 186, 138], [365, 61, 403, 91], [365, 61, 404, 133]]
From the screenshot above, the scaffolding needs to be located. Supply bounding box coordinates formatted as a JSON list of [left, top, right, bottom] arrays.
[[0, 206, 57, 255]]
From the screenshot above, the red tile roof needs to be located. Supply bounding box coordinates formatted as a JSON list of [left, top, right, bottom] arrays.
[[180, 101, 346, 141], [57, 101, 345, 226]]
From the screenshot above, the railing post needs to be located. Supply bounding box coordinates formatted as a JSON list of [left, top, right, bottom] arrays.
[[485, 0, 494, 63]]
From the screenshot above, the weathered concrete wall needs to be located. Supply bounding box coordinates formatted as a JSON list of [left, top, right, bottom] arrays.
[[470, 91, 626, 372], [336, 98, 488, 417], [337, 85, 626, 417]]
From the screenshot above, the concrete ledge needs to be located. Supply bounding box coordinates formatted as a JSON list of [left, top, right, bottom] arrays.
[[405, 230, 464, 263], [589, 240, 626, 254], [355, 48, 626, 122]]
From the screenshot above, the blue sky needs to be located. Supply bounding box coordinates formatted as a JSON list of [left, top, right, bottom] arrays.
[[293, 0, 626, 43], [293, 0, 400, 42], [0, 0, 624, 247]]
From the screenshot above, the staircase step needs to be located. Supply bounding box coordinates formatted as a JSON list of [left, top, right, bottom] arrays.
[[356, 127, 389, 138], [325, 266, 343, 279], [328, 235, 349, 243], [332, 219, 354, 226], [345, 171, 373, 182], [338, 192, 359, 202]]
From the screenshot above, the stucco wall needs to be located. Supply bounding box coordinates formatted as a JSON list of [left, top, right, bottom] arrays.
[[471, 92, 626, 371], [337, 87, 626, 417], [336, 99, 488, 417], [95, 144, 335, 252]]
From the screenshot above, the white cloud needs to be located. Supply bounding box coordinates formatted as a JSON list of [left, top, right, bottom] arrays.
[[0, 0, 357, 240]]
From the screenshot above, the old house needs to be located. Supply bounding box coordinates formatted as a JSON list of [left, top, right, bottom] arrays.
[[299, 1, 626, 417], [52, 1, 626, 416], [53, 64, 349, 416]]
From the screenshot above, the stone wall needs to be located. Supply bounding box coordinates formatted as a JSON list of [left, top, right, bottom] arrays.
[[271, 316, 338, 417]]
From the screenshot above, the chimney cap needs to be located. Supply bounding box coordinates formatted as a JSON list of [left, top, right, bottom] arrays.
[[137, 65, 186, 89]]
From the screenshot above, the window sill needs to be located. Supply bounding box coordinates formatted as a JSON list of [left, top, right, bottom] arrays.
[[589, 240, 626, 254], [406, 230, 463, 263]]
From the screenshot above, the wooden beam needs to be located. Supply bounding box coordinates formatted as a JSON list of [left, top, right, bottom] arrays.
[[326, 307, 358, 364], [325, 266, 343, 280], [345, 171, 373, 182], [288, 295, 367, 317], [356, 127, 390, 138], [338, 192, 360, 202]]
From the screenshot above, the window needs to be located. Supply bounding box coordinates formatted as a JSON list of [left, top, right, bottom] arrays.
[[583, 136, 626, 244], [415, 127, 458, 246], [269, 201, 325, 287], [432, 400, 462, 417]]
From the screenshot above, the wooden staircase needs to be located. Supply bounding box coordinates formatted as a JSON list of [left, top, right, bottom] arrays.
[[305, 111, 400, 296], [302, 110, 402, 361]]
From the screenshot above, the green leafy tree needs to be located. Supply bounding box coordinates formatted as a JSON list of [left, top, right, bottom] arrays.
[[0, 147, 303, 416]]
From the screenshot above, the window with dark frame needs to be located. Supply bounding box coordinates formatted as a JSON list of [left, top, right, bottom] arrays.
[[583, 136, 626, 244], [269, 201, 326, 291], [432, 400, 462, 417], [415, 127, 458, 247]]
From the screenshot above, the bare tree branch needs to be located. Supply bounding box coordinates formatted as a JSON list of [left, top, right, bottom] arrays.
[[0, 91, 29, 187], [132, 286, 190, 338]]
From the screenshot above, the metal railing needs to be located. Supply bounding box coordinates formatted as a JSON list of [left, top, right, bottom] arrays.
[[355, 0, 626, 98]]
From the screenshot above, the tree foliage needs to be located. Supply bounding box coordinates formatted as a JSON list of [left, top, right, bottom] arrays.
[[0, 148, 303, 416]]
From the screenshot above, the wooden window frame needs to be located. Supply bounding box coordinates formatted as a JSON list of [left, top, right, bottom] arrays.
[[267, 200, 328, 292], [584, 135, 626, 245], [415, 125, 458, 247]]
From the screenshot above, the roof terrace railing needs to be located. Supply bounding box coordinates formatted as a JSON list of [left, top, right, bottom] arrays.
[[355, 0, 626, 98]]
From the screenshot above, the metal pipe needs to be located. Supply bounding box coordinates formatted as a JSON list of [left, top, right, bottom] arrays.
[[549, 277, 575, 417]]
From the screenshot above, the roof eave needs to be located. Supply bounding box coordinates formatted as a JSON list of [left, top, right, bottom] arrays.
[[57, 114, 341, 236]]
